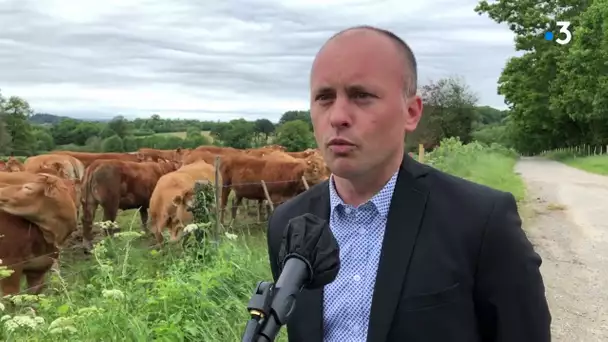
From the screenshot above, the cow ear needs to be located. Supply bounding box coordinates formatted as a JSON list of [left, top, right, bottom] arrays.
[[52, 161, 62, 170], [172, 195, 182, 207]]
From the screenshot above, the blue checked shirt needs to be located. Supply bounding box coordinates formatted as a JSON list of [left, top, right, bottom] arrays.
[[322, 170, 399, 342]]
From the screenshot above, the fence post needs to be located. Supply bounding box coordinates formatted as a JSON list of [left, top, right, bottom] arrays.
[[418, 143, 425, 163], [214, 156, 221, 237]]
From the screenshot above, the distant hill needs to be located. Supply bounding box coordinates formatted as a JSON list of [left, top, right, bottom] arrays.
[[29, 113, 111, 125]]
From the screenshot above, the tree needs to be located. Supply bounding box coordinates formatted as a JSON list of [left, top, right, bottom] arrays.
[[274, 120, 316, 152], [408, 76, 478, 149], [475, 0, 596, 154], [254, 118, 275, 142], [278, 111, 312, 128], [102, 135, 124, 152], [107, 116, 130, 138], [2, 95, 36, 155]]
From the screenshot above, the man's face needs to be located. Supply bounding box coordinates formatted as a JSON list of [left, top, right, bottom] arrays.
[[310, 29, 423, 179]]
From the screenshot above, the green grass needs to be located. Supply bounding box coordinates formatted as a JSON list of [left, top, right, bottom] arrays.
[[547, 153, 608, 176], [153, 130, 213, 141], [0, 138, 523, 341]]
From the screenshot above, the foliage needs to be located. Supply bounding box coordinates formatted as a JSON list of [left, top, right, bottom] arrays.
[[426, 137, 525, 202], [405, 76, 481, 151], [475, 0, 607, 154], [274, 120, 316, 152]]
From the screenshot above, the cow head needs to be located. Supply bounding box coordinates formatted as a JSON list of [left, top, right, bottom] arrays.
[[0, 173, 77, 245], [171, 187, 196, 241]]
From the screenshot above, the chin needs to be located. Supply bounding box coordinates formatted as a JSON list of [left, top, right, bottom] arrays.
[[327, 160, 360, 179]]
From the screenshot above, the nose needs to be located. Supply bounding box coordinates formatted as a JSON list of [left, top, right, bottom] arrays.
[[328, 96, 353, 129]]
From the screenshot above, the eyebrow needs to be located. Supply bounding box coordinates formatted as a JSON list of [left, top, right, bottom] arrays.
[[313, 84, 374, 94]]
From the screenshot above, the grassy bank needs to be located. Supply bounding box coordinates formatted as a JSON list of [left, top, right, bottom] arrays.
[[0, 139, 524, 341], [425, 138, 525, 202], [545, 150, 608, 176]]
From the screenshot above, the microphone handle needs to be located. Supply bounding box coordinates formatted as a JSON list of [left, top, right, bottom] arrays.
[[257, 257, 310, 341]]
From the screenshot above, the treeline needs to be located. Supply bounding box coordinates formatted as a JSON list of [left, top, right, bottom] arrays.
[[475, 0, 608, 154], [0, 77, 508, 156]]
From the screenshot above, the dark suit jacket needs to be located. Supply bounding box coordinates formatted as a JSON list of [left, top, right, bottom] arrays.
[[266, 153, 551, 342]]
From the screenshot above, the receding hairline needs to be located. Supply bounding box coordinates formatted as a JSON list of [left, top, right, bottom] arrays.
[[317, 25, 418, 96]]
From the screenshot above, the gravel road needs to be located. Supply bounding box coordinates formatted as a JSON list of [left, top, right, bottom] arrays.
[[515, 157, 608, 341]]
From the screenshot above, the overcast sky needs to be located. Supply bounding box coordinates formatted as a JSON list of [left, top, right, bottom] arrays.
[[0, 0, 516, 122]]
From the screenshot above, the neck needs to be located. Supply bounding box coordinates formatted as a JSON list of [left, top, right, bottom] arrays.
[[333, 152, 403, 207]]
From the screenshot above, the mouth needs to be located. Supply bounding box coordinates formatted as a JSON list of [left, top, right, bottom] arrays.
[[327, 138, 356, 147]]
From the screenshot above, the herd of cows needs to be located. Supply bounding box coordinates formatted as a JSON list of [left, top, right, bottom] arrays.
[[0, 144, 330, 296]]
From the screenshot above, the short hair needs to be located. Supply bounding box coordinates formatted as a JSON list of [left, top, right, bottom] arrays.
[[327, 25, 418, 97]]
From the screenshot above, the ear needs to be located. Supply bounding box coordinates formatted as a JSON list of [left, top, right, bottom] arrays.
[[176, 147, 181, 153], [172, 194, 183, 207], [52, 161, 63, 170]]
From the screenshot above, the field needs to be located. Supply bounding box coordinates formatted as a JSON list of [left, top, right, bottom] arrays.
[[0, 140, 525, 341], [153, 130, 214, 141]]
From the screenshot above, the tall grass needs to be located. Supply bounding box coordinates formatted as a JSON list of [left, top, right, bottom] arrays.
[[0, 138, 524, 341]]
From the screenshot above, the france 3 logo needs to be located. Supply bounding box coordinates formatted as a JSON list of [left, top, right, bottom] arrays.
[[544, 21, 572, 45]]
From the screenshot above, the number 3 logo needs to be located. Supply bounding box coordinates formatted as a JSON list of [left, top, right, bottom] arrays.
[[556, 21, 572, 45]]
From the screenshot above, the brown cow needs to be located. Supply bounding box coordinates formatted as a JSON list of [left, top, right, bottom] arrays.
[[3, 156, 24, 172], [49, 151, 140, 167], [24, 154, 85, 181], [0, 172, 78, 247], [80, 159, 179, 251], [203, 153, 326, 223], [137, 148, 186, 163], [0, 212, 59, 296], [149, 160, 218, 244]]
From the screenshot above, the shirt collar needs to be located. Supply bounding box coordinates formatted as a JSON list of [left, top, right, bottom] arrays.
[[328, 169, 399, 218]]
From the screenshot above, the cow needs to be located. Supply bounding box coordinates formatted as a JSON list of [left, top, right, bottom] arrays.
[[148, 160, 219, 244], [0, 172, 78, 248], [80, 159, 179, 251], [49, 151, 141, 167], [3, 156, 24, 172], [136, 148, 186, 163], [195, 152, 326, 224], [24, 154, 85, 181], [0, 212, 59, 296]]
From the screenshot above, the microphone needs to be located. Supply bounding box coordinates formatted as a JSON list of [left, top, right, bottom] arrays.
[[241, 213, 340, 342]]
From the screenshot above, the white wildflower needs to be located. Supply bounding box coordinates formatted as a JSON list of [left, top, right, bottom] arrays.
[[101, 289, 125, 300], [0, 302, 4, 312], [183, 223, 198, 234], [3, 315, 45, 333], [0, 315, 9, 322], [224, 232, 238, 240]]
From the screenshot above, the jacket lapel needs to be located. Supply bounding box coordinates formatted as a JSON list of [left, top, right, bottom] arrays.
[[366, 154, 430, 342], [297, 183, 330, 342]]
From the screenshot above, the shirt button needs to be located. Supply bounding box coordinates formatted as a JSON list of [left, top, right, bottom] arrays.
[[344, 207, 352, 214], [358, 228, 366, 235], [353, 324, 360, 333], [353, 274, 361, 282]]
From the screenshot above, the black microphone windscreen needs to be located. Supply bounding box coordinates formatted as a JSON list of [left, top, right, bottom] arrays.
[[278, 213, 340, 289]]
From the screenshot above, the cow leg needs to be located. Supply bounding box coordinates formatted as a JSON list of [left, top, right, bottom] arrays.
[[139, 208, 149, 233], [1, 266, 23, 296], [101, 204, 119, 236], [24, 268, 51, 295], [81, 200, 97, 253], [232, 196, 243, 222], [220, 186, 231, 225], [257, 200, 264, 222]]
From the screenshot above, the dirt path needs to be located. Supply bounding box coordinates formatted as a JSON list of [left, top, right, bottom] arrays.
[[515, 157, 608, 341]]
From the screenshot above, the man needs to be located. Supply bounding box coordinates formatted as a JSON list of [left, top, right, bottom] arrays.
[[266, 25, 551, 342]]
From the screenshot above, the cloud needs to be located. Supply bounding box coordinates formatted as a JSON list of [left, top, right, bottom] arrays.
[[0, 0, 516, 121]]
